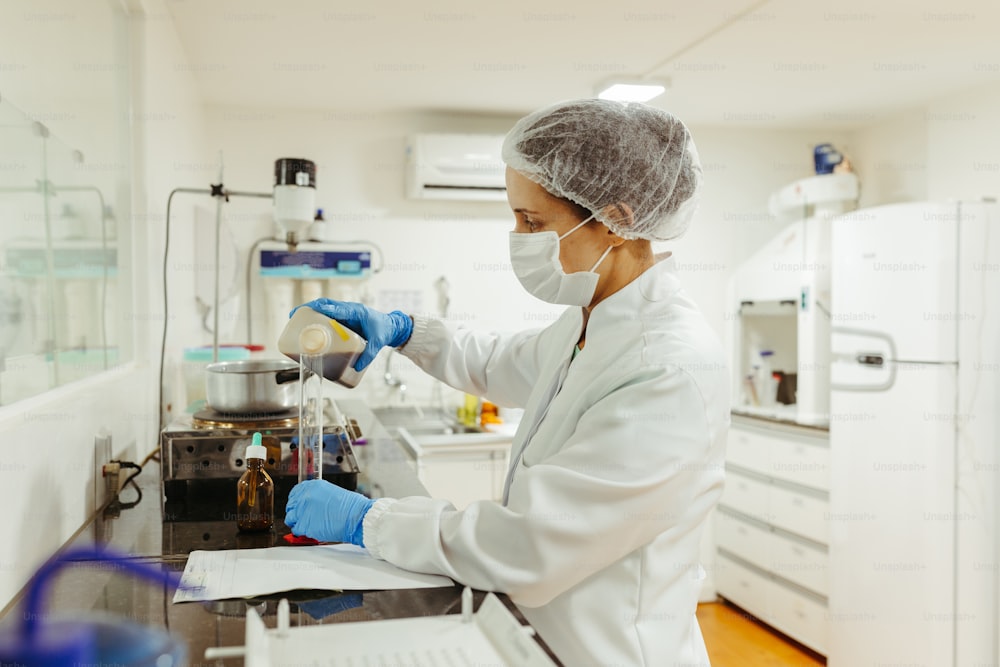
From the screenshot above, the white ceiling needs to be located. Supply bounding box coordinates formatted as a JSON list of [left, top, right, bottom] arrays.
[[166, 0, 1000, 128]]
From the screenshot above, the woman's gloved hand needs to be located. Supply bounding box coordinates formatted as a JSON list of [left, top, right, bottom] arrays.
[[284, 479, 374, 547], [291, 299, 413, 371]]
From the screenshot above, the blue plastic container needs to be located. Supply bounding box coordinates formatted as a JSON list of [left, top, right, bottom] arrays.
[[0, 547, 187, 666], [813, 143, 844, 174]]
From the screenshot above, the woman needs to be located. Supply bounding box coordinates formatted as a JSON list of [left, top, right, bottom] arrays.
[[284, 98, 730, 666]]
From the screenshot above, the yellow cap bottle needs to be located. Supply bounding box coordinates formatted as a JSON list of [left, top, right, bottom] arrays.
[[278, 307, 369, 388]]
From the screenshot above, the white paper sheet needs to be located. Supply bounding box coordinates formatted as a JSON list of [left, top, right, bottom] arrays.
[[173, 544, 453, 603]]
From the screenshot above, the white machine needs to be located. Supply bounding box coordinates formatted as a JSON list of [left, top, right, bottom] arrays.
[[828, 200, 1000, 666], [272, 158, 317, 251], [166, 157, 378, 352], [204, 591, 558, 666], [729, 173, 859, 425], [405, 133, 507, 201], [255, 238, 375, 355], [264, 158, 379, 351]]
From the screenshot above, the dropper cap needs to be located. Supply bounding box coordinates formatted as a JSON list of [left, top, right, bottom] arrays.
[[246, 432, 266, 460]]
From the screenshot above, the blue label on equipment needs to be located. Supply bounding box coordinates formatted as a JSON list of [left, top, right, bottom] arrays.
[[260, 250, 371, 278]]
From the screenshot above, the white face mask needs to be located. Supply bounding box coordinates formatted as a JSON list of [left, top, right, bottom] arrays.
[[508, 216, 614, 306]]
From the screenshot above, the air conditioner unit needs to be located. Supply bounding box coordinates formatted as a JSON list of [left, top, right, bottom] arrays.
[[405, 133, 507, 201]]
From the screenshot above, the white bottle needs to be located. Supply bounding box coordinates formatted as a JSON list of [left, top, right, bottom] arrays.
[[755, 350, 776, 407], [277, 307, 368, 388]]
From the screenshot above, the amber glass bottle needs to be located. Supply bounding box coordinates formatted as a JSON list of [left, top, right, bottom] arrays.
[[237, 433, 274, 532]]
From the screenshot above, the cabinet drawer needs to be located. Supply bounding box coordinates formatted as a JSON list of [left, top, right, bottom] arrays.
[[769, 436, 830, 491], [716, 555, 773, 625], [769, 580, 829, 655], [769, 486, 828, 544], [720, 472, 771, 523], [716, 512, 771, 572], [768, 532, 828, 597], [727, 428, 771, 476]]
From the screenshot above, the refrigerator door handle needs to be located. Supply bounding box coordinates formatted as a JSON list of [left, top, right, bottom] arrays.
[[856, 353, 885, 366], [831, 326, 898, 392]]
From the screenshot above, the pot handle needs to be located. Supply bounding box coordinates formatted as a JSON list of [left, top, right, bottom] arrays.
[[275, 368, 310, 384]]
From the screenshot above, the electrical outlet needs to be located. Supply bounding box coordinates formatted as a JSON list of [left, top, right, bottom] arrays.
[[102, 461, 121, 499], [94, 430, 116, 508]]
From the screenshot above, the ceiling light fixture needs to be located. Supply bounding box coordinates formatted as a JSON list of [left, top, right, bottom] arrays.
[[596, 78, 669, 103]]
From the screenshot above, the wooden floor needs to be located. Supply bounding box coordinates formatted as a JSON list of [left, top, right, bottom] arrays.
[[697, 601, 826, 666]]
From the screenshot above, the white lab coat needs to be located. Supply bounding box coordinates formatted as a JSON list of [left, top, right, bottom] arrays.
[[363, 253, 730, 666]]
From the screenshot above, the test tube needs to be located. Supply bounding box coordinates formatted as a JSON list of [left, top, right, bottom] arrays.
[[298, 353, 324, 483]]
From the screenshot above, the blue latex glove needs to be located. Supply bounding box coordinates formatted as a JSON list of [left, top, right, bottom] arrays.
[[284, 479, 374, 546], [290, 299, 413, 371]]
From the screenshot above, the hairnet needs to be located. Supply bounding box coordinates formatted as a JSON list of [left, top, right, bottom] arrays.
[[501, 98, 702, 241]]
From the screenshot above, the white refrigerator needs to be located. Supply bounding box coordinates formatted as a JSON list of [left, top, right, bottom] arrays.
[[829, 201, 1000, 667]]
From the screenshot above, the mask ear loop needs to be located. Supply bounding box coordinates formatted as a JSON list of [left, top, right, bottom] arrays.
[[589, 244, 614, 272], [558, 214, 596, 241]]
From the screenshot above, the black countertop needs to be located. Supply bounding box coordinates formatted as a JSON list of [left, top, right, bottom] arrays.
[[0, 400, 561, 665]]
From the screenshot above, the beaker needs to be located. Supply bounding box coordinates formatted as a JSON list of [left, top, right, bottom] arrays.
[[298, 353, 324, 483]]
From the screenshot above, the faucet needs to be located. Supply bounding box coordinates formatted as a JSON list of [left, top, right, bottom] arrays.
[[384, 349, 407, 403]]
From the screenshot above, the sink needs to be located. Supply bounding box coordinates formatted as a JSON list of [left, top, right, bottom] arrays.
[[399, 422, 482, 436], [372, 406, 512, 450], [372, 406, 479, 433], [372, 405, 450, 424]]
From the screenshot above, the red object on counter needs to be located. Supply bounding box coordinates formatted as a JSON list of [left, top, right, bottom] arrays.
[[223, 344, 266, 352], [190, 343, 267, 352], [283, 534, 320, 546]]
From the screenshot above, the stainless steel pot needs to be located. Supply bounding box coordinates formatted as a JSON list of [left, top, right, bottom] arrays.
[[204, 359, 301, 414]]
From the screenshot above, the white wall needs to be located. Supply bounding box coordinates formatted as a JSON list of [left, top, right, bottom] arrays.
[[843, 109, 929, 207], [845, 81, 1000, 207], [130, 0, 212, 422], [0, 0, 209, 612], [926, 82, 1000, 203], [674, 125, 851, 339]]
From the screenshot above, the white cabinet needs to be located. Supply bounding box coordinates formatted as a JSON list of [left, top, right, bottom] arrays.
[[394, 430, 513, 510], [715, 510, 771, 570], [719, 471, 771, 523], [732, 222, 805, 304], [716, 554, 775, 624], [770, 531, 828, 596], [769, 576, 829, 654], [715, 415, 830, 655], [729, 175, 858, 427], [416, 443, 511, 509]]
